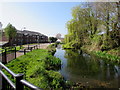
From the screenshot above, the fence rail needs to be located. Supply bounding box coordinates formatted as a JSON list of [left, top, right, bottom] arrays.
[[1, 46, 17, 64], [0, 58, 41, 90], [1, 45, 38, 64]]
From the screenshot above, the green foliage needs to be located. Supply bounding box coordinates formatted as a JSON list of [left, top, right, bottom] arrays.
[[4, 23, 17, 39], [100, 35, 118, 51], [92, 35, 103, 45], [0, 46, 24, 54], [4, 23, 17, 46], [47, 43, 57, 55], [46, 70, 64, 89], [4, 49, 64, 89], [49, 37, 57, 43], [64, 3, 120, 62], [63, 40, 81, 49], [94, 51, 120, 63]]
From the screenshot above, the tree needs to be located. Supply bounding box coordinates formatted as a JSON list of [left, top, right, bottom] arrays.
[[4, 23, 17, 46], [64, 2, 119, 49], [56, 33, 61, 39], [49, 37, 57, 43]]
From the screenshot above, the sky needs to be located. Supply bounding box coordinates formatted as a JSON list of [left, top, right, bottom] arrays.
[[0, 2, 83, 37], [0, 0, 119, 37]]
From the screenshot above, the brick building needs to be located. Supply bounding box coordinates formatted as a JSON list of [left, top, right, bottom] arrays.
[[0, 29, 48, 46]]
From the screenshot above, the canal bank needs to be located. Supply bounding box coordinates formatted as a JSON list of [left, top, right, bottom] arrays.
[[3, 44, 63, 89], [54, 44, 120, 88], [81, 45, 120, 64]]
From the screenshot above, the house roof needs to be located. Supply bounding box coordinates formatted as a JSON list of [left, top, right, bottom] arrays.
[[0, 29, 48, 37]]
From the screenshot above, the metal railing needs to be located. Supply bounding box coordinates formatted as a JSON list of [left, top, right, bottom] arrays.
[[0, 62, 42, 90], [1, 45, 38, 64]]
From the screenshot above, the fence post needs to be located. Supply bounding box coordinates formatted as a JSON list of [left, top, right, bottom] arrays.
[[3, 48, 7, 64], [31, 47, 32, 51], [36, 45, 38, 49], [15, 47, 16, 59], [24, 49, 26, 55], [15, 74, 24, 90], [2, 76, 6, 89], [28, 45, 29, 50], [37, 45, 38, 49], [20, 45, 21, 49]]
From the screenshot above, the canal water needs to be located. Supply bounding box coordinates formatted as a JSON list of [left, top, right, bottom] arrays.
[[54, 45, 120, 88]]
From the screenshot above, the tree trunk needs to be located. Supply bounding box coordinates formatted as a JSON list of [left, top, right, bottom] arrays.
[[117, 1, 120, 45], [9, 38, 13, 46]]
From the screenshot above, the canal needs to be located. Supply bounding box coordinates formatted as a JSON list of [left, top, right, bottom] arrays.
[[54, 45, 120, 88]]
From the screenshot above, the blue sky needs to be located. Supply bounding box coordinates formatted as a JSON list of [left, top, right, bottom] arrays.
[[0, 2, 82, 37]]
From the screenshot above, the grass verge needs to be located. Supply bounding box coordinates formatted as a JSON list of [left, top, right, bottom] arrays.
[[4, 49, 65, 89], [81, 46, 120, 64]]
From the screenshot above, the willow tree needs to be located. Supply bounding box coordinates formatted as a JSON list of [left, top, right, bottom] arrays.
[[64, 2, 119, 49], [4, 23, 17, 46]]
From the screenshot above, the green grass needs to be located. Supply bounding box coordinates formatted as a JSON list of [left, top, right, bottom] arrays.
[[3, 49, 64, 89]]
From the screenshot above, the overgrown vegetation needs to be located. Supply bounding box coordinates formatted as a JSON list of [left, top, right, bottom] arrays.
[[49, 37, 57, 43], [47, 43, 58, 55], [3, 43, 93, 89], [4, 23, 17, 46], [4, 49, 64, 89], [63, 2, 120, 61], [94, 51, 120, 63]]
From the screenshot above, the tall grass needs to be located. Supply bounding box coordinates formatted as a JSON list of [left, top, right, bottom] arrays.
[[4, 49, 64, 89]]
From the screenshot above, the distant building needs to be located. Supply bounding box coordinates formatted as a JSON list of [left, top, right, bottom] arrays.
[[56, 38, 64, 43], [0, 29, 48, 46], [56, 39, 61, 43], [56, 33, 61, 39]]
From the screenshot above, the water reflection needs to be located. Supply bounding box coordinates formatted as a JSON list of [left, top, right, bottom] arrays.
[[54, 45, 120, 88]]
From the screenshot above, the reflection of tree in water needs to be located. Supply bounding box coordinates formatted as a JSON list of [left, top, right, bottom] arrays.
[[64, 49, 99, 77], [64, 49, 119, 81]]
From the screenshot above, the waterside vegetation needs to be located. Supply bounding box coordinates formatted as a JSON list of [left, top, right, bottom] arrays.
[[63, 2, 120, 62], [4, 47, 64, 89]]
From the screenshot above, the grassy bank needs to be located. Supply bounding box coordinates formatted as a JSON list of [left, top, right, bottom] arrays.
[[94, 51, 120, 63], [81, 45, 120, 64], [4, 48, 65, 89], [46, 43, 58, 55], [62, 42, 120, 63]]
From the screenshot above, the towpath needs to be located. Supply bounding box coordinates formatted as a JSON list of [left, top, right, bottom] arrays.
[[16, 43, 50, 58]]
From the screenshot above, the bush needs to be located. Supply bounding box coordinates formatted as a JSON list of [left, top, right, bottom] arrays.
[[47, 43, 58, 55], [4, 49, 63, 89], [63, 40, 82, 49]]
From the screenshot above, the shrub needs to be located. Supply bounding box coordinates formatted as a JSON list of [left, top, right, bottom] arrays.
[[4, 49, 63, 89]]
